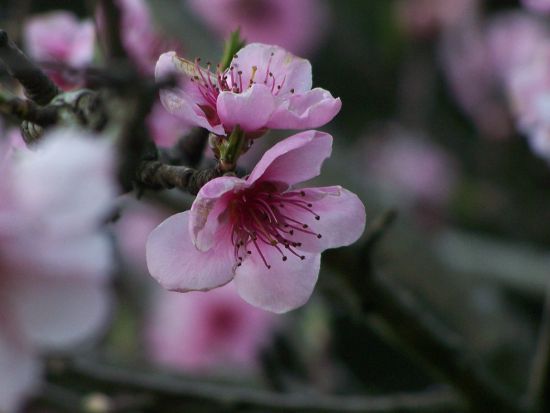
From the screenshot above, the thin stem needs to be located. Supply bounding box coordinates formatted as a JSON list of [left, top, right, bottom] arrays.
[[48, 356, 462, 413]]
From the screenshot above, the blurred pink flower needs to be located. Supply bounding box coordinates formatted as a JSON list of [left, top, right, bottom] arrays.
[[440, 18, 512, 139], [146, 131, 365, 313], [23, 11, 95, 89], [522, 0, 550, 13], [395, 0, 478, 39], [115, 0, 184, 75], [156, 43, 341, 136], [362, 127, 458, 207], [114, 200, 170, 271], [146, 284, 276, 373], [187, 0, 328, 56], [486, 13, 550, 159], [0, 128, 116, 412], [486, 12, 549, 83], [146, 101, 191, 148]]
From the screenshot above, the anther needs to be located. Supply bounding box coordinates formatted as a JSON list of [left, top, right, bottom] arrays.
[[300, 256, 305, 260], [317, 234, 322, 239], [290, 88, 295, 93], [282, 256, 287, 261]]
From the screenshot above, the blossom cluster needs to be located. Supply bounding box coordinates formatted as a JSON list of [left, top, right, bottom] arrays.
[[0, 2, 366, 410], [148, 42, 365, 313]]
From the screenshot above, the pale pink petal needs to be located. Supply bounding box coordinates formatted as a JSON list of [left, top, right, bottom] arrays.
[[283, 186, 366, 253], [234, 249, 321, 313], [217, 84, 275, 132], [68, 20, 96, 66], [13, 128, 117, 234], [230, 43, 312, 94], [190, 176, 246, 251], [522, 0, 550, 13], [247, 130, 332, 187], [10, 276, 112, 350], [146, 211, 235, 292], [267, 88, 342, 129], [156, 52, 225, 135], [0, 331, 40, 413]]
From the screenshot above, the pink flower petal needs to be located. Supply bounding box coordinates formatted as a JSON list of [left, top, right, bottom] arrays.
[[190, 176, 246, 251], [10, 276, 112, 350], [247, 130, 332, 187], [0, 330, 39, 413], [13, 128, 117, 234], [283, 186, 366, 253], [268, 88, 342, 129], [234, 249, 321, 313], [217, 84, 275, 132], [230, 43, 312, 94], [156, 52, 225, 135], [146, 211, 235, 292]]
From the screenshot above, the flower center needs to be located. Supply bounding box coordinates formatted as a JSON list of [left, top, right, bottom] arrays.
[[229, 185, 321, 269], [186, 53, 292, 127]]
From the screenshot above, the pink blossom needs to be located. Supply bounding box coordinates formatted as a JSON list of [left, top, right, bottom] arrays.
[[187, 0, 328, 56], [146, 284, 276, 373], [114, 200, 170, 271], [146, 131, 365, 313], [146, 101, 191, 148], [155, 43, 341, 136], [522, 0, 550, 13], [23, 11, 95, 89], [486, 13, 550, 159], [439, 18, 512, 139], [0, 128, 116, 412], [361, 126, 458, 207], [486, 12, 549, 83], [113, 0, 184, 75]]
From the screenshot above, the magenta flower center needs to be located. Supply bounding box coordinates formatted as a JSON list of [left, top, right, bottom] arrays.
[[228, 184, 321, 269]]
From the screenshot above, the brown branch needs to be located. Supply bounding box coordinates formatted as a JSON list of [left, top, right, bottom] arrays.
[[526, 283, 550, 412], [97, 0, 128, 62], [137, 160, 221, 195], [0, 90, 57, 126], [47, 356, 462, 413], [0, 30, 60, 105]]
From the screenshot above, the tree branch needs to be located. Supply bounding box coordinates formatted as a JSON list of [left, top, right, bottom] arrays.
[[0, 29, 60, 105], [47, 356, 462, 413], [0, 89, 57, 126], [137, 160, 222, 195]]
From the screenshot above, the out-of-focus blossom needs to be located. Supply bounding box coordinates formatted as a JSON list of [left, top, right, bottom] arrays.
[[114, 200, 170, 271], [486, 13, 550, 159], [187, 0, 328, 56], [156, 43, 341, 137], [395, 0, 478, 39], [521, 0, 550, 14], [486, 12, 549, 84], [146, 101, 191, 148], [146, 131, 365, 313], [23, 11, 95, 89], [361, 126, 458, 208], [112, 0, 184, 75], [440, 19, 512, 139], [146, 284, 276, 373], [0, 128, 116, 412]]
